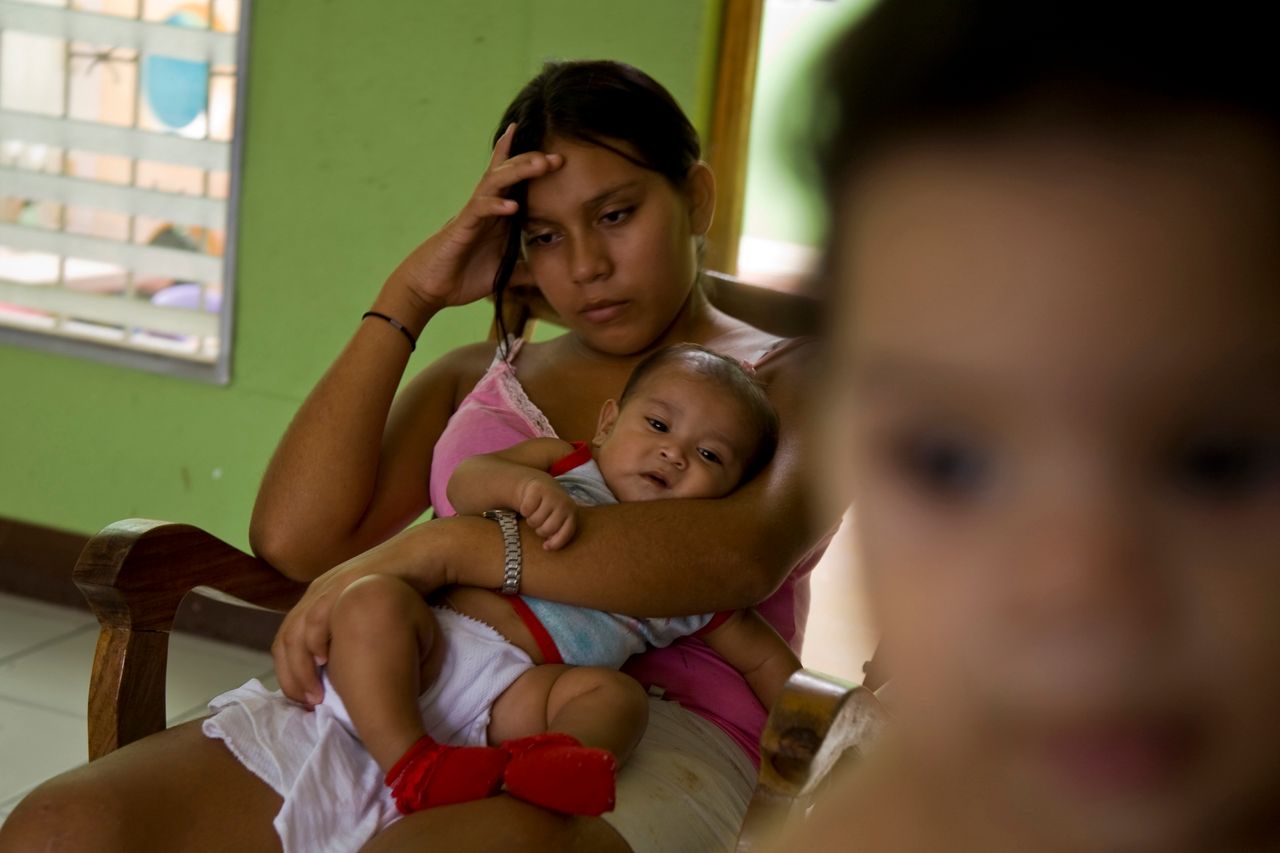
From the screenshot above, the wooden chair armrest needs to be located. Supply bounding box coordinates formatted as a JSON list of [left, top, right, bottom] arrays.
[[74, 518, 306, 627], [72, 518, 307, 759], [736, 669, 888, 851]]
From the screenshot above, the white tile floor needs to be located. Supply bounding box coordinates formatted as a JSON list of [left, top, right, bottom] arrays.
[[0, 516, 876, 830], [0, 591, 275, 828]]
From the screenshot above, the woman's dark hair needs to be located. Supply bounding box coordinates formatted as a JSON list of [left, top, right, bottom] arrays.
[[816, 0, 1279, 202], [619, 343, 781, 485], [488, 60, 702, 344]]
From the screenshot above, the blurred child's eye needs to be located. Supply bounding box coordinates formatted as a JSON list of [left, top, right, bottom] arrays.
[[698, 448, 722, 464], [646, 418, 668, 432], [893, 432, 990, 499], [1170, 432, 1279, 501]]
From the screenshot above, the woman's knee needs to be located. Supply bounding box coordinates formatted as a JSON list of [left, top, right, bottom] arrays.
[[2, 722, 283, 852], [0, 773, 130, 852]]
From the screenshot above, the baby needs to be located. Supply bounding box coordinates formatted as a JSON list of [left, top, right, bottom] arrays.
[[321, 343, 800, 817], [772, 0, 1280, 851]]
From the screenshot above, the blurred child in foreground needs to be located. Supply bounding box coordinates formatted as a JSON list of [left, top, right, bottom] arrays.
[[786, 1, 1280, 850]]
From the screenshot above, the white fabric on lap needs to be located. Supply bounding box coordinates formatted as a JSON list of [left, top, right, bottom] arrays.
[[202, 606, 534, 853], [202, 677, 391, 853], [602, 696, 757, 853]]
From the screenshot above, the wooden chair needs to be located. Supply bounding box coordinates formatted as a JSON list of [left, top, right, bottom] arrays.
[[71, 272, 886, 848]]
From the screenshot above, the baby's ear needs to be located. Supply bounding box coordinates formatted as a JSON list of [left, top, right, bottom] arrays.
[[593, 399, 620, 445]]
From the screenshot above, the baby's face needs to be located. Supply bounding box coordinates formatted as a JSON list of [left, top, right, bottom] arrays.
[[593, 366, 754, 502], [825, 120, 1280, 850]]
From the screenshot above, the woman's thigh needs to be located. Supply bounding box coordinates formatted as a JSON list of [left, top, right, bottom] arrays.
[[602, 698, 756, 853], [359, 795, 631, 853], [0, 719, 282, 853]]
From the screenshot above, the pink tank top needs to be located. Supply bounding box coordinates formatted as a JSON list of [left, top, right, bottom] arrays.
[[427, 338, 832, 765]]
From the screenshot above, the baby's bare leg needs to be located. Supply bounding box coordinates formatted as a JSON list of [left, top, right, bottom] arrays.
[[489, 665, 650, 762], [327, 573, 445, 772], [489, 666, 647, 816]]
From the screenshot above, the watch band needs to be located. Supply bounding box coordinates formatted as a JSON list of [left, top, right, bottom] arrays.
[[482, 509, 522, 595]]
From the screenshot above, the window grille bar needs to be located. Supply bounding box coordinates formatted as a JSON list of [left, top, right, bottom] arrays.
[[123, 0, 144, 319], [0, 277, 220, 337], [0, 1, 236, 64], [0, 222, 223, 281], [0, 110, 231, 170], [54, 23, 71, 331]]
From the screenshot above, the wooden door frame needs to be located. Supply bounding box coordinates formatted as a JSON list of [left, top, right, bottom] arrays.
[[705, 0, 765, 275]]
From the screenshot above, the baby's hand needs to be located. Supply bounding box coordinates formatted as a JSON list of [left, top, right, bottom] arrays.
[[518, 474, 578, 550]]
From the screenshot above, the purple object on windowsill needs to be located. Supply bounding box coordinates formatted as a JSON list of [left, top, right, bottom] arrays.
[[151, 282, 221, 313]]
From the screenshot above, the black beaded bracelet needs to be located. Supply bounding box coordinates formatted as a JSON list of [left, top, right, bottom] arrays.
[[361, 311, 417, 352]]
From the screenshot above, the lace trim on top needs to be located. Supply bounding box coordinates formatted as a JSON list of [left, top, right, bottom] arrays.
[[490, 336, 557, 439], [751, 335, 813, 369]]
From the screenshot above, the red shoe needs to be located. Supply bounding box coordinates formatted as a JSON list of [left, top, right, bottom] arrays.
[[500, 733, 618, 816], [385, 736, 510, 814]]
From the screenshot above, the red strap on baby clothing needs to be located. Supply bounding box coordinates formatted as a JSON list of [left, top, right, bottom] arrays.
[[506, 595, 564, 665], [547, 441, 592, 477], [692, 610, 735, 638]]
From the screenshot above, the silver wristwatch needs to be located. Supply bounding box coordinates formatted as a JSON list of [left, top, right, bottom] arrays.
[[482, 509, 522, 595]]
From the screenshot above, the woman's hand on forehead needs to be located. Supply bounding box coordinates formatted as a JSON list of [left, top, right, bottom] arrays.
[[378, 123, 565, 320]]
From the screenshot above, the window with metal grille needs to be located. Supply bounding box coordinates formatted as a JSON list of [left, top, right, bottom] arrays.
[[0, 0, 248, 383]]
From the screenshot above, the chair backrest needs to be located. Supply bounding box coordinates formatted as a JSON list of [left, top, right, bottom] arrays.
[[490, 270, 821, 342]]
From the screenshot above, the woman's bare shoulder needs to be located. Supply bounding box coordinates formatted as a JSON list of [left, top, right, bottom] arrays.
[[398, 339, 499, 412], [441, 339, 501, 382], [494, 334, 577, 376]]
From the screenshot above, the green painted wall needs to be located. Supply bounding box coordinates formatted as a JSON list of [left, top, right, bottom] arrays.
[[0, 0, 722, 548]]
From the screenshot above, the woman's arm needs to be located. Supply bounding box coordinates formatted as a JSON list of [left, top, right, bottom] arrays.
[[248, 324, 469, 580], [249, 126, 565, 580]]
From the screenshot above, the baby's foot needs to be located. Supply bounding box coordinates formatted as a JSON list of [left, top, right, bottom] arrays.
[[385, 735, 509, 814], [500, 733, 618, 816]]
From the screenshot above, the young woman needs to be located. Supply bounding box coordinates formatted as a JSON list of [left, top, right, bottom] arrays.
[[780, 0, 1280, 850], [0, 61, 833, 853]]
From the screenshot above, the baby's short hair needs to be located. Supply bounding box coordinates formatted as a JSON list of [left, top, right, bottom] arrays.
[[619, 343, 780, 484]]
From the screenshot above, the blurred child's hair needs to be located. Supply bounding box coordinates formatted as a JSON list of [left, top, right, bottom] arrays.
[[620, 344, 780, 484], [815, 0, 1279, 198]]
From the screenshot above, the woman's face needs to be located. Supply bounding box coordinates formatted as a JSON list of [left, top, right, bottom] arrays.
[[520, 136, 712, 356], [824, 120, 1280, 850]]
